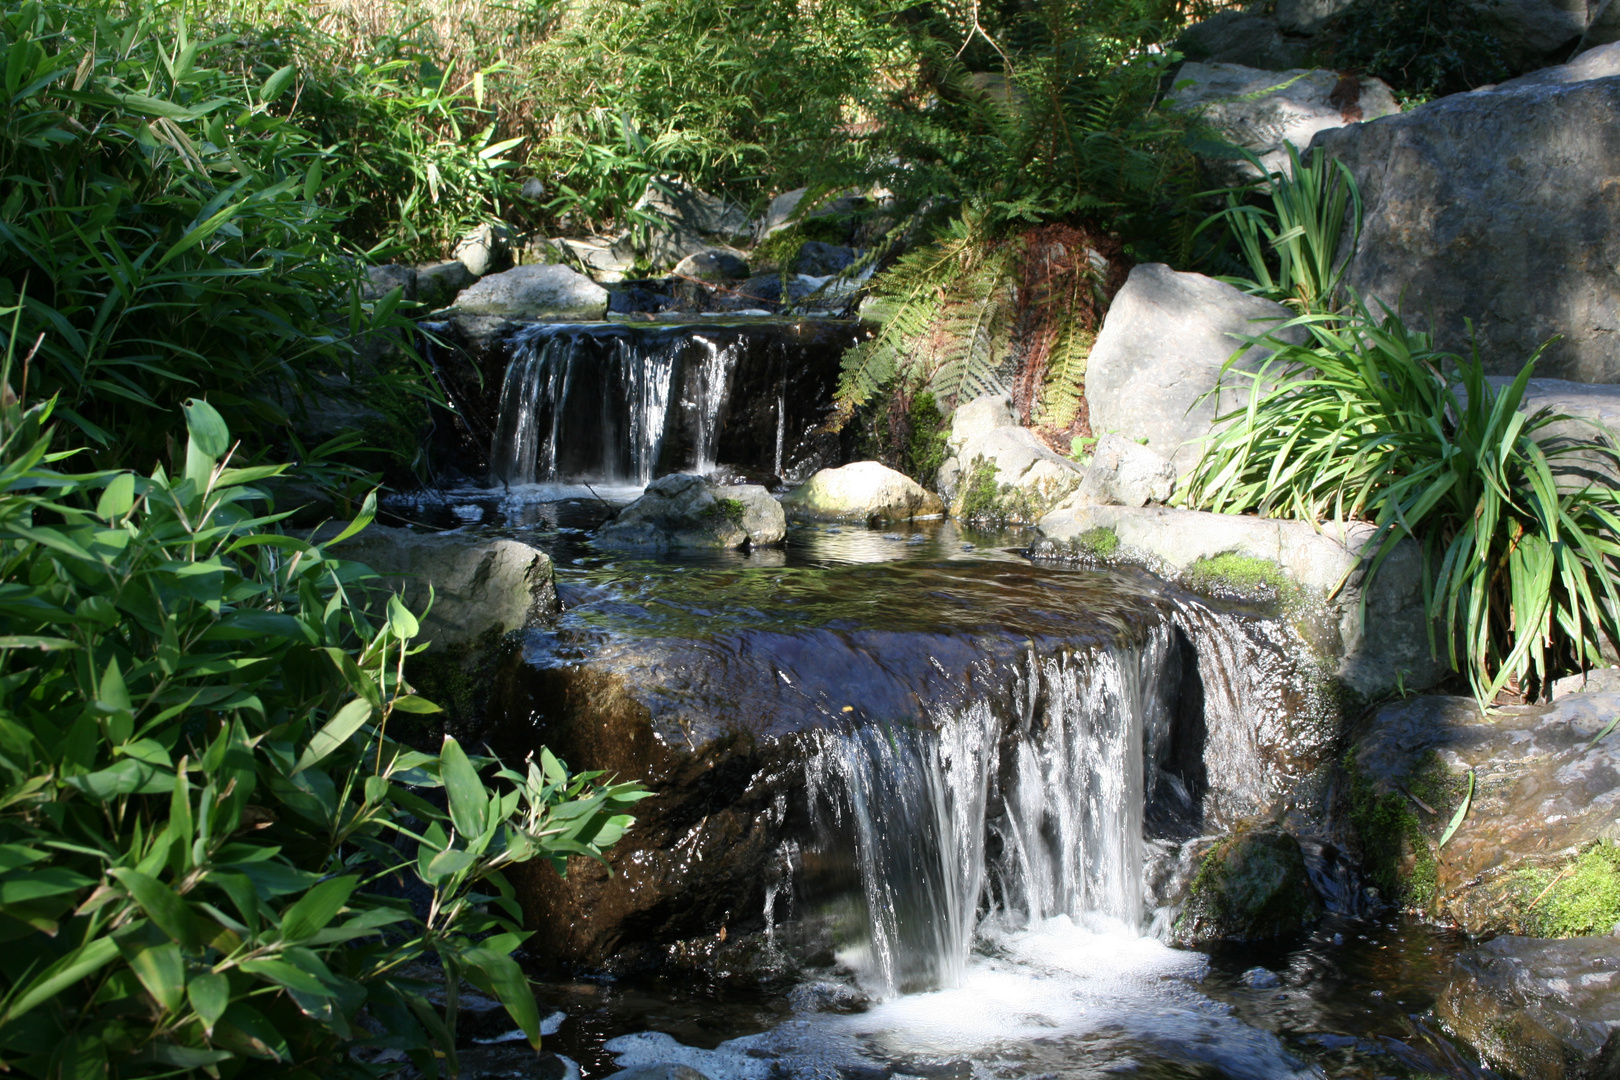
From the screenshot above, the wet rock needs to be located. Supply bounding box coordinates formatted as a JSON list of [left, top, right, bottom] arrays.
[[781, 461, 945, 523], [1167, 63, 1399, 181], [1084, 264, 1303, 472], [455, 222, 516, 278], [1345, 691, 1620, 933], [1177, 12, 1310, 70], [791, 241, 856, 278], [328, 526, 558, 650], [419, 259, 480, 310], [364, 263, 418, 303], [672, 248, 750, 282], [604, 1065, 711, 1080], [1035, 504, 1444, 697], [1438, 935, 1620, 1080], [1072, 434, 1176, 507], [453, 264, 610, 320], [935, 395, 1085, 522], [1173, 823, 1323, 944], [595, 474, 785, 551], [1312, 42, 1620, 383]]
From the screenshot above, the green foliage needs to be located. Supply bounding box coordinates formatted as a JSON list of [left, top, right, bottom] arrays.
[[904, 392, 949, 485], [0, 0, 435, 472], [837, 220, 1107, 427], [1184, 298, 1620, 704], [1196, 146, 1363, 313], [1318, 0, 1511, 105], [0, 393, 646, 1077]]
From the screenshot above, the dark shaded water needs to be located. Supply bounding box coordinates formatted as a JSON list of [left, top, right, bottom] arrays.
[[385, 486, 1495, 1080]]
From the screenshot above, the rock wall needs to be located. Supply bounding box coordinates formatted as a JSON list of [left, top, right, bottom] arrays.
[[1313, 43, 1620, 383]]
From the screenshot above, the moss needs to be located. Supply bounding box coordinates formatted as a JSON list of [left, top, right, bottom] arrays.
[[1071, 526, 1119, 559], [1344, 748, 1464, 910], [905, 392, 949, 485], [1175, 823, 1322, 943], [1515, 841, 1620, 937], [704, 497, 747, 524], [751, 216, 857, 273], [1182, 552, 1296, 598], [957, 457, 1005, 521]]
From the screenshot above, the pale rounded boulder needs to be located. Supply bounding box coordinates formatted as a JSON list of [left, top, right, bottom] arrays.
[[782, 461, 945, 523]]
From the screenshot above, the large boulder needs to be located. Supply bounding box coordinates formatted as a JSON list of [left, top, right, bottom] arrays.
[[1176, 12, 1309, 71], [1274, 0, 1356, 34], [1173, 824, 1323, 944], [1085, 264, 1302, 472], [1167, 63, 1399, 180], [1438, 935, 1620, 1080], [1345, 691, 1620, 933], [452, 264, 609, 320], [557, 236, 640, 282], [1480, 0, 1599, 68], [1035, 504, 1445, 697], [417, 260, 478, 310], [595, 474, 786, 551], [1312, 42, 1620, 383], [936, 395, 1087, 522], [328, 526, 558, 650], [672, 248, 750, 282], [781, 461, 945, 523]]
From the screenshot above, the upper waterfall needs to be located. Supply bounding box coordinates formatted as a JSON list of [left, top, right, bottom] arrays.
[[486, 318, 864, 487]]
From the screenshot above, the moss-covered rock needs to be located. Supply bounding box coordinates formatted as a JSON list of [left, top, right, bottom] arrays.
[[1173, 823, 1323, 944], [1346, 691, 1620, 934]]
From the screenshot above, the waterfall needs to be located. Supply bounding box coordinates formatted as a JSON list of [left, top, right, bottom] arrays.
[[804, 628, 1185, 998], [485, 319, 865, 487]]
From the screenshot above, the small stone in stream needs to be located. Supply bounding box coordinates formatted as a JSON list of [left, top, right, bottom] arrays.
[[883, 533, 903, 541], [1243, 967, 1281, 989]]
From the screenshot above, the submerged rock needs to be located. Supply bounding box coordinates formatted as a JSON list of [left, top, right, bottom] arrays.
[[1084, 264, 1302, 472], [936, 395, 1086, 522], [1174, 824, 1322, 943], [1313, 42, 1620, 383], [781, 461, 945, 523], [1438, 935, 1620, 1080], [453, 264, 609, 320], [1345, 691, 1620, 933], [1167, 63, 1399, 181], [595, 474, 785, 550]]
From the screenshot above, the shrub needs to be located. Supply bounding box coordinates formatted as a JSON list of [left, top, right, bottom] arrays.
[[0, 0, 437, 474], [1318, 0, 1511, 106], [0, 388, 645, 1077], [1184, 300, 1620, 704]]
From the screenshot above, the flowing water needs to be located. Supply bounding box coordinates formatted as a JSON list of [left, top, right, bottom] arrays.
[[390, 484, 1492, 1080]]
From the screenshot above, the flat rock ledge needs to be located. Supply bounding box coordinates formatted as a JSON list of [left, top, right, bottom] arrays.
[[1036, 504, 1443, 697], [595, 474, 786, 551]]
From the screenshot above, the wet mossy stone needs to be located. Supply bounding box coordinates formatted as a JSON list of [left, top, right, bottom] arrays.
[[1175, 824, 1323, 944]]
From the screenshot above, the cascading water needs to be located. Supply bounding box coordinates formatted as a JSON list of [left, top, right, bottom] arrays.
[[485, 319, 863, 487], [802, 630, 1179, 998]]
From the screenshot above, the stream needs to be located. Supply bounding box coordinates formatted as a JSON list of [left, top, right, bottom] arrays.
[[389, 483, 1495, 1080]]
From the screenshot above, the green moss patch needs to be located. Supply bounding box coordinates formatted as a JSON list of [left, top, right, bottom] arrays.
[[1072, 526, 1119, 559], [1175, 823, 1322, 943], [1515, 842, 1620, 937], [705, 497, 747, 524], [1182, 552, 1295, 598], [1345, 748, 1467, 910]]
